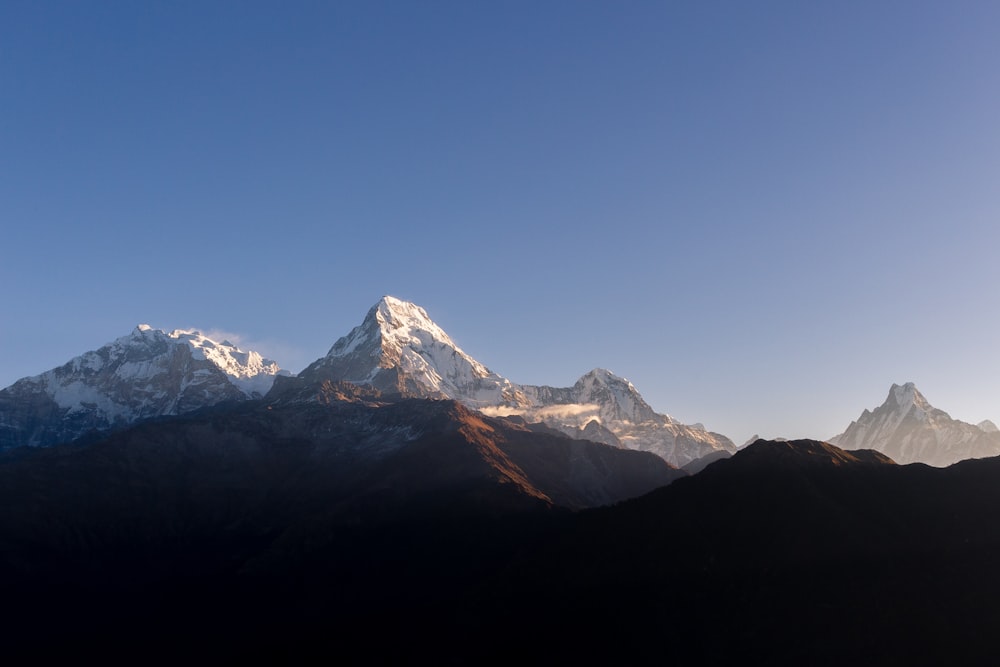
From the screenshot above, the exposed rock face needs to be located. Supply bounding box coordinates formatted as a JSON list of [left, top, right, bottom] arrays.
[[830, 382, 1000, 467], [0, 326, 287, 449]]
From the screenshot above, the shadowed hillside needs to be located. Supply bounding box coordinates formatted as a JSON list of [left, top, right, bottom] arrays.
[[5, 437, 1000, 665]]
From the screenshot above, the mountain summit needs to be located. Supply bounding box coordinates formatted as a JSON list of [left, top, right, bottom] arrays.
[[295, 296, 528, 407], [278, 296, 736, 467], [517, 368, 736, 466], [830, 382, 1000, 466]]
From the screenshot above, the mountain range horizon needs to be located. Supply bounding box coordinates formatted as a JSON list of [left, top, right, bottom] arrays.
[[3, 295, 998, 469]]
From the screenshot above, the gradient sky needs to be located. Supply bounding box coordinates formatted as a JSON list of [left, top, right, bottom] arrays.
[[3, 1, 1000, 445]]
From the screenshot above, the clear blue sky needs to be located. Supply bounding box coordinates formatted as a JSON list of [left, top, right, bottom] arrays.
[[3, 1, 1000, 444]]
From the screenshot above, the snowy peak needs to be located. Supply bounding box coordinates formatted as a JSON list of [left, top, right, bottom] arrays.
[[519, 369, 733, 467], [169, 329, 286, 396], [371, 296, 457, 349], [875, 382, 953, 426], [577, 368, 630, 388], [327, 296, 489, 379], [886, 382, 934, 415], [571, 369, 661, 425], [888, 382, 918, 407], [113, 325, 286, 398], [298, 296, 527, 408]]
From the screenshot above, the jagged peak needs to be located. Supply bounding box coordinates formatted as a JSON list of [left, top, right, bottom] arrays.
[[566, 367, 664, 425], [128, 323, 166, 341], [889, 381, 918, 402], [374, 296, 454, 340], [375, 295, 430, 319], [80, 325, 284, 396], [884, 382, 934, 414], [304, 297, 519, 407], [326, 296, 459, 361], [577, 368, 634, 389], [120, 326, 271, 361]]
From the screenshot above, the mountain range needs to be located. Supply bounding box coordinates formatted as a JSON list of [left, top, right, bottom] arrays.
[[6, 297, 1000, 662], [0, 296, 736, 468], [3, 297, 999, 471]]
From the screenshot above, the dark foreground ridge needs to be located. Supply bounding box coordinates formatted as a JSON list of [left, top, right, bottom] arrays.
[[4, 433, 1000, 664]]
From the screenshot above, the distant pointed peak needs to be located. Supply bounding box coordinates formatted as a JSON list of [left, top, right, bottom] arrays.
[[128, 324, 168, 342], [377, 294, 415, 310], [324, 297, 467, 366], [577, 369, 641, 393], [874, 382, 945, 422], [887, 382, 924, 406], [360, 296, 439, 332]]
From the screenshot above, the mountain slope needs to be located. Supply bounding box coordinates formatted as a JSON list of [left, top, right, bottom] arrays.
[[0, 393, 680, 540], [0, 325, 287, 449], [830, 382, 1000, 466], [472, 439, 1000, 664]]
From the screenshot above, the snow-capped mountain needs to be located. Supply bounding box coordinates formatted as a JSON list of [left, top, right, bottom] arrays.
[[0, 325, 287, 449], [278, 296, 735, 467], [293, 296, 528, 408], [521, 369, 661, 426], [0, 297, 735, 465], [515, 369, 736, 467], [829, 382, 1000, 467]]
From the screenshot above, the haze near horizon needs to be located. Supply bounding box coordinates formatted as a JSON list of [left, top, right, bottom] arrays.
[[3, 1, 999, 444]]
